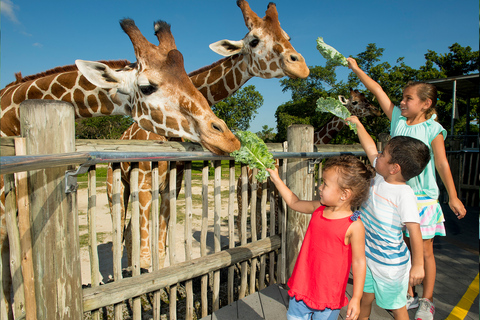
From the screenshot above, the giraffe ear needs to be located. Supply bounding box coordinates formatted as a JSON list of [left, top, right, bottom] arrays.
[[76, 60, 123, 89], [209, 39, 244, 57], [338, 95, 348, 106]]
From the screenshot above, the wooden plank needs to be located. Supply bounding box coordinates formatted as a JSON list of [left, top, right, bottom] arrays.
[[0, 136, 16, 156], [201, 161, 209, 318], [83, 235, 281, 311], [21, 100, 82, 320], [150, 162, 162, 319], [1, 138, 365, 157], [111, 162, 124, 319], [184, 161, 194, 320], [169, 161, 178, 320], [87, 166, 100, 320], [285, 125, 314, 278], [227, 160, 236, 305], [4, 174, 26, 319], [129, 163, 141, 320], [14, 137, 36, 320], [239, 165, 248, 299], [213, 160, 221, 311]]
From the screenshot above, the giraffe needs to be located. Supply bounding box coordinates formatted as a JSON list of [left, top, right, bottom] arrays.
[[0, 18, 240, 317], [236, 89, 381, 241], [107, 0, 311, 270]]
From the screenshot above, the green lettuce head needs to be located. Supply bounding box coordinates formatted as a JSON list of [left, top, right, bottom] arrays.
[[230, 131, 275, 181], [316, 97, 357, 133]]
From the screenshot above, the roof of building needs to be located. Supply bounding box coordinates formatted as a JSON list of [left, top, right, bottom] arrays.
[[425, 73, 479, 98]]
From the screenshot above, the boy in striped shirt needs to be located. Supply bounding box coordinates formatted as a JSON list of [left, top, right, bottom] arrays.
[[346, 116, 430, 320]]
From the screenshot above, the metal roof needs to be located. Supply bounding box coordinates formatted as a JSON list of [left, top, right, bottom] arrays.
[[426, 73, 479, 98]]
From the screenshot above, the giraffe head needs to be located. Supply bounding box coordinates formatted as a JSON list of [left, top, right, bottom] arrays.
[[208, 0, 309, 80], [339, 88, 381, 117], [76, 19, 240, 155]]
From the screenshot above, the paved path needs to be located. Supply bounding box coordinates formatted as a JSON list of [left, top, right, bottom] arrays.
[[201, 205, 479, 320]]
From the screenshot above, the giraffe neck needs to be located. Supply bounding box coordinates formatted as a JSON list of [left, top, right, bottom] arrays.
[[1, 67, 130, 137], [188, 54, 252, 106], [314, 116, 346, 145]]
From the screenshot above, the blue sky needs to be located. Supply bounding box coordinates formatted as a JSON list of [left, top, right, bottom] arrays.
[[1, 0, 478, 133]]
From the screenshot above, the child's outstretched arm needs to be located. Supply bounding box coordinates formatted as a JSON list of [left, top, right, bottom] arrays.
[[346, 220, 366, 320], [404, 222, 424, 286], [346, 116, 378, 165], [267, 167, 320, 214], [347, 57, 395, 120], [431, 134, 467, 218]]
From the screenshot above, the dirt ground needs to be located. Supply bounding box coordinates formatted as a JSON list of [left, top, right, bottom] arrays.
[[77, 178, 238, 286]]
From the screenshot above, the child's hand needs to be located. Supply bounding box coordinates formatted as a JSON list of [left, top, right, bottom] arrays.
[[266, 166, 280, 183], [409, 265, 425, 287], [345, 296, 360, 320], [346, 115, 361, 126], [347, 57, 359, 70], [449, 197, 466, 219]]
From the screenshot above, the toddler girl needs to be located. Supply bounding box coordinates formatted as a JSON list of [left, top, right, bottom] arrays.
[[267, 155, 375, 320]]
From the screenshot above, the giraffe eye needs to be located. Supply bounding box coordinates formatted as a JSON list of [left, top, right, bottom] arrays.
[[249, 38, 260, 48], [352, 101, 358, 105], [139, 85, 157, 95]]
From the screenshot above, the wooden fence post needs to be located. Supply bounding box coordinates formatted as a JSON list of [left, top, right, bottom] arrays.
[[285, 124, 314, 278], [19, 100, 82, 319]]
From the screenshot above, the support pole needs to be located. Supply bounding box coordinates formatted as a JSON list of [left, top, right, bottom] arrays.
[[20, 100, 82, 319], [285, 125, 314, 278]]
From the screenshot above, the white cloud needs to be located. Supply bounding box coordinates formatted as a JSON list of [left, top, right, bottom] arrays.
[[32, 42, 43, 48], [1, 0, 19, 24]]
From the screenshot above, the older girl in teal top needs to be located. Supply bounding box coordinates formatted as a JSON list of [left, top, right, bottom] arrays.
[[348, 57, 466, 320]]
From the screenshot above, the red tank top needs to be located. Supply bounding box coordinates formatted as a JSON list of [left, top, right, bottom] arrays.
[[287, 206, 354, 310]]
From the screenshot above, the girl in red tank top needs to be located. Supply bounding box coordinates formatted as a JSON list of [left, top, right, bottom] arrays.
[[267, 155, 374, 320]]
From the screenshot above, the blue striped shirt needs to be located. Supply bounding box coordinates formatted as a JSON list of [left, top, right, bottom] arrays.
[[361, 174, 420, 279]]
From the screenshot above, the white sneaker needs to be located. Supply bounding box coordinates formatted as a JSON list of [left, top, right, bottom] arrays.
[[415, 298, 435, 320], [406, 293, 419, 310]]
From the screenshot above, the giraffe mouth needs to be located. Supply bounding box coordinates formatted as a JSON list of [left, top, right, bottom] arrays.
[[284, 71, 298, 79], [201, 137, 241, 155], [202, 143, 230, 156]]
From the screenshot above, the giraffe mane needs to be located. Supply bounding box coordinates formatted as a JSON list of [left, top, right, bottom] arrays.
[[4, 60, 132, 88], [187, 55, 239, 77]]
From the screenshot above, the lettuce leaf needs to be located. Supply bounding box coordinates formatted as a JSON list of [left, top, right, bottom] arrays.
[[316, 97, 357, 133], [230, 131, 276, 181], [316, 37, 348, 67]]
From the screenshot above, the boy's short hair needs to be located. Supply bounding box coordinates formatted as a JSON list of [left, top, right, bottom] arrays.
[[385, 136, 431, 181]]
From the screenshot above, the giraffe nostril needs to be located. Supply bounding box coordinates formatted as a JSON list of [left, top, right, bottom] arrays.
[[290, 55, 299, 62]]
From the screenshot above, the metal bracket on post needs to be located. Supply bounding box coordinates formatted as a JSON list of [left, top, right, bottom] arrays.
[[65, 164, 92, 194], [308, 158, 324, 174]]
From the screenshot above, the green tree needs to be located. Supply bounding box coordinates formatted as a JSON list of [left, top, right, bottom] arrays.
[[211, 85, 263, 132], [75, 115, 134, 139], [256, 125, 276, 142]]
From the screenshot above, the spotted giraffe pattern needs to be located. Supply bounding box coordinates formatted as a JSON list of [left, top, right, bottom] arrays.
[[108, 0, 311, 270]]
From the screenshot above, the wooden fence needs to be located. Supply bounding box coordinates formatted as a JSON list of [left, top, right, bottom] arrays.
[[0, 101, 477, 320]]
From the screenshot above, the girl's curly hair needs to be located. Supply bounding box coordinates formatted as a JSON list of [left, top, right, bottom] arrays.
[[323, 155, 375, 208]]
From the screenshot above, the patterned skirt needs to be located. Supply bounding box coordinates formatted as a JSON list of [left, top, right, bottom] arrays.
[[404, 192, 446, 239]]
